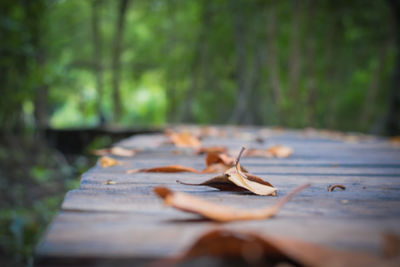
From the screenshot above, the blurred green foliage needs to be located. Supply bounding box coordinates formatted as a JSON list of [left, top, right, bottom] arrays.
[[0, 134, 92, 266], [0, 0, 396, 132]]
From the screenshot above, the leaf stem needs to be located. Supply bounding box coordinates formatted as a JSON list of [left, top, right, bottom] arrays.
[[235, 147, 246, 167], [176, 180, 201, 186], [235, 147, 248, 180]]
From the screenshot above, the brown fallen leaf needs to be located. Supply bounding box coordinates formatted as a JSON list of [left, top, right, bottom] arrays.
[[205, 152, 235, 166], [126, 164, 200, 174], [103, 179, 116, 185], [198, 126, 227, 138], [383, 232, 400, 259], [177, 173, 275, 193], [160, 229, 388, 267], [125, 151, 235, 174], [245, 145, 293, 158], [92, 146, 137, 157], [245, 148, 273, 158], [100, 156, 123, 168], [202, 151, 248, 173], [173, 229, 298, 266], [202, 152, 235, 174], [180, 147, 276, 195], [195, 146, 228, 155], [267, 145, 293, 158], [154, 183, 310, 222], [327, 184, 346, 192], [343, 135, 360, 144], [166, 130, 202, 148], [225, 147, 276, 195], [177, 176, 243, 191], [390, 136, 400, 147]]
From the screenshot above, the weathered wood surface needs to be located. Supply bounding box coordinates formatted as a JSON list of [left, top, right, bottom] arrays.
[[35, 126, 400, 266]]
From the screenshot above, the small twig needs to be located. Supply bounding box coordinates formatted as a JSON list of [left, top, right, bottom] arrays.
[[327, 184, 346, 192]]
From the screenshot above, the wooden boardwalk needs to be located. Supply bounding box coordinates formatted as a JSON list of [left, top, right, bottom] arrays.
[[35, 126, 400, 266]]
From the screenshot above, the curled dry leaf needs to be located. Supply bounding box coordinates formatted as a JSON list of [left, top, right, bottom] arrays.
[[180, 147, 276, 195], [177, 173, 275, 193], [163, 229, 387, 267], [327, 184, 346, 192], [103, 179, 116, 185], [205, 152, 235, 166], [124, 148, 245, 175], [202, 152, 247, 173], [125, 151, 236, 174], [166, 130, 202, 148], [100, 156, 123, 168], [226, 147, 276, 195], [245, 148, 273, 158], [268, 145, 293, 158], [245, 145, 293, 158], [225, 169, 276, 196], [154, 184, 310, 222], [195, 146, 228, 155], [126, 164, 200, 174], [92, 146, 137, 157]]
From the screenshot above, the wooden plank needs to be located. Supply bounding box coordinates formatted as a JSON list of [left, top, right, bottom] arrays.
[[94, 163, 400, 175], [36, 212, 399, 259], [60, 183, 400, 216], [35, 126, 400, 266]]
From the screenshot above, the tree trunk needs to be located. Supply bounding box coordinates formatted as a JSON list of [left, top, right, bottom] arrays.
[[324, 10, 343, 129], [229, 3, 249, 124], [360, 39, 391, 129], [384, 0, 400, 135], [230, 38, 263, 124], [288, 0, 302, 100], [248, 48, 264, 125], [305, 0, 317, 125], [181, 2, 211, 123], [164, 0, 179, 122], [25, 0, 49, 133], [265, 5, 283, 112], [111, 0, 130, 122], [34, 85, 49, 130], [91, 0, 105, 125]]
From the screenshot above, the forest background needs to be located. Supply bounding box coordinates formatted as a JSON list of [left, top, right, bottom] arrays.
[[1, 0, 400, 266]]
